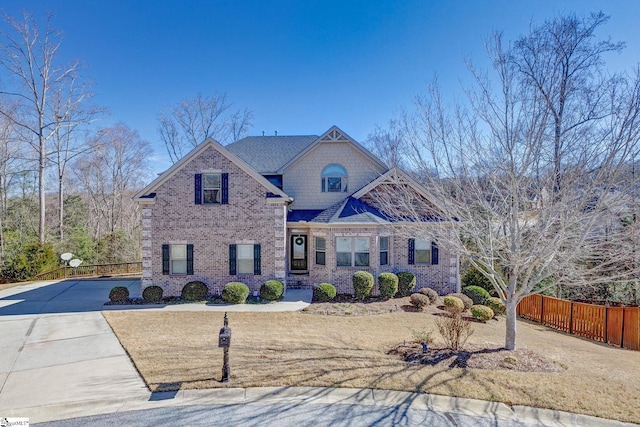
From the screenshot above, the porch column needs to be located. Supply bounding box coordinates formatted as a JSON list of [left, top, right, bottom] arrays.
[[274, 206, 287, 287]]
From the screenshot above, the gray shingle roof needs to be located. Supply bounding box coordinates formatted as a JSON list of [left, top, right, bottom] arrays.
[[226, 135, 318, 173]]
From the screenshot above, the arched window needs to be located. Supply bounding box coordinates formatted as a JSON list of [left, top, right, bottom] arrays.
[[321, 164, 348, 192]]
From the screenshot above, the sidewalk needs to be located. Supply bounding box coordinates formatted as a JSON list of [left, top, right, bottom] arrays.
[[0, 280, 636, 426], [6, 386, 637, 426]]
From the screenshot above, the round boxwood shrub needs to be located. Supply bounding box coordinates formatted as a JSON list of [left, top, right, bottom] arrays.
[[142, 285, 163, 303], [260, 279, 284, 301], [378, 272, 399, 299], [443, 295, 464, 314], [181, 281, 209, 301], [471, 304, 494, 322], [462, 285, 491, 305], [315, 283, 337, 302], [409, 293, 430, 310], [486, 297, 506, 316], [462, 267, 498, 296], [109, 286, 129, 302], [396, 272, 417, 297], [352, 271, 374, 300], [447, 292, 473, 310], [418, 287, 438, 304], [222, 282, 250, 304]]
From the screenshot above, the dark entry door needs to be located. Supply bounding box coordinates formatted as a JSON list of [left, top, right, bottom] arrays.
[[290, 234, 308, 271]]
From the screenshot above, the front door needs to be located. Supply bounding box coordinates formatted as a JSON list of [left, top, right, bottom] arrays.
[[290, 234, 308, 272]]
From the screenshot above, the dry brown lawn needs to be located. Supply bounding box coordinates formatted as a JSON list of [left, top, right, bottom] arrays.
[[104, 303, 640, 424]]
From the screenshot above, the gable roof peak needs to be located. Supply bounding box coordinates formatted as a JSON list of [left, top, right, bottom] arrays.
[[318, 125, 352, 143]]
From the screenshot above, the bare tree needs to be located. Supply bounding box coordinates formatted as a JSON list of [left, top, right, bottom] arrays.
[[0, 107, 25, 263], [365, 117, 407, 168], [374, 14, 640, 350], [158, 92, 253, 163], [49, 87, 103, 241], [73, 123, 151, 240], [0, 12, 94, 243]]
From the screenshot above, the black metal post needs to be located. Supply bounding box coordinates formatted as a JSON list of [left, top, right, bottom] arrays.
[[222, 312, 230, 382]]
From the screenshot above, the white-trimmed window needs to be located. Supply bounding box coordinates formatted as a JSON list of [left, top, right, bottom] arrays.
[[321, 164, 348, 192], [415, 239, 431, 264], [336, 237, 370, 267], [162, 244, 193, 275], [203, 173, 221, 204], [237, 244, 254, 274], [379, 236, 389, 266], [315, 237, 326, 265]]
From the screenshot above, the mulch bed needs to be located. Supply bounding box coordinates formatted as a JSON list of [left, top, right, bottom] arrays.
[[388, 343, 565, 373]]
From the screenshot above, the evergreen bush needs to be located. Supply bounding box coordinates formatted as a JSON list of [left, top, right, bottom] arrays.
[[378, 272, 399, 299], [222, 282, 250, 304], [181, 281, 209, 301], [352, 271, 374, 299], [462, 285, 491, 305], [109, 286, 130, 302], [260, 280, 284, 301], [315, 283, 337, 302], [396, 272, 416, 297], [470, 305, 494, 322], [447, 292, 473, 310], [142, 285, 163, 303], [486, 297, 506, 316]]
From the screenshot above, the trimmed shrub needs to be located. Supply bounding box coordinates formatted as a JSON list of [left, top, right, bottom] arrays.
[[462, 285, 491, 305], [315, 283, 337, 302], [378, 272, 399, 299], [462, 267, 498, 296], [486, 297, 506, 316], [222, 282, 250, 304], [109, 286, 129, 302], [182, 281, 209, 301], [470, 305, 494, 322], [443, 296, 464, 314], [447, 292, 473, 310], [396, 272, 417, 297], [418, 287, 438, 304], [352, 271, 374, 300], [409, 293, 430, 310], [260, 280, 284, 301], [142, 285, 163, 303]]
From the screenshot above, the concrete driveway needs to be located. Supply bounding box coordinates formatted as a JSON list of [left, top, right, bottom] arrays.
[[0, 279, 150, 420]]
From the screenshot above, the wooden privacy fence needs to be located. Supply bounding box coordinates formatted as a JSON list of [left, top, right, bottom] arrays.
[[517, 294, 640, 351], [34, 262, 142, 281]]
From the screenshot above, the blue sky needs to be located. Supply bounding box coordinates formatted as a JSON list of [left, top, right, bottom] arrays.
[[1, 1, 639, 172]]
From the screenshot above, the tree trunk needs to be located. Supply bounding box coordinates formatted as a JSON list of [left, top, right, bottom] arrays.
[[505, 298, 518, 350], [58, 175, 64, 241], [39, 134, 46, 243]]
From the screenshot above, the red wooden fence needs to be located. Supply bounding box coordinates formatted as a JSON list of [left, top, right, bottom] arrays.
[[517, 294, 640, 351]]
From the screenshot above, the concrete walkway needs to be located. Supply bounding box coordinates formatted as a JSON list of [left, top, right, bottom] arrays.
[[0, 279, 636, 426]]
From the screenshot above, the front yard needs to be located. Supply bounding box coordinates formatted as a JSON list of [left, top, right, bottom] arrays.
[[103, 299, 640, 424]]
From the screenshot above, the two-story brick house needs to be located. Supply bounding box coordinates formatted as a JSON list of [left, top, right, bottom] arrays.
[[135, 126, 459, 296]]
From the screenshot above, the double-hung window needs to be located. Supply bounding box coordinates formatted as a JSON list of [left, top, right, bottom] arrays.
[[315, 237, 326, 265], [408, 238, 439, 265], [195, 173, 228, 204], [229, 244, 261, 275], [203, 173, 221, 204], [162, 244, 194, 275], [379, 237, 389, 266], [237, 244, 254, 274], [414, 239, 431, 264], [336, 237, 370, 267]]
